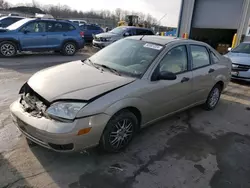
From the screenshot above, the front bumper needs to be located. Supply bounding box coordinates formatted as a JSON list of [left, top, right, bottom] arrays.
[[92, 40, 112, 48], [10, 100, 111, 152], [231, 70, 250, 82]]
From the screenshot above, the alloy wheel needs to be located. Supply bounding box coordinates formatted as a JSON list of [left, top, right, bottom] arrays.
[[109, 119, 134, 150], [208, 87, 220, 108], [65, 44, 76, 55], [1, 43, 15, 57]]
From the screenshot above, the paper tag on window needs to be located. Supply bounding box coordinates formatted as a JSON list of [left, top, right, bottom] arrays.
[[143, 43, 163, 50]]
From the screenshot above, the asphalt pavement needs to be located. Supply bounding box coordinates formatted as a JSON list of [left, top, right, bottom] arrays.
[[0, 50, 250, 188]]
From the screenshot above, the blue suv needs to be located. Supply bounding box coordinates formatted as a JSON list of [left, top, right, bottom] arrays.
[[0, 18, 85, 57], [79, 24, 104, 42]]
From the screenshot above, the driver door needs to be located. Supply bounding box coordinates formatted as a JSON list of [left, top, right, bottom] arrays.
[[19, 21, 47, 50], [141, 45, 193, 118]]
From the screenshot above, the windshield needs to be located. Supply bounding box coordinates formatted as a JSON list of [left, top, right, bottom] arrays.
[[89, 39, 163, 78], [7, 19, 32, 30], [109, 27, 127, 34], [232, 43, 250, 54]]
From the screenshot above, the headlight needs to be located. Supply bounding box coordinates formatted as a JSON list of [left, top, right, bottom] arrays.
[[232, 63, 238, 68], [105, 37, 112, 41], [46, 102, 87, 120]]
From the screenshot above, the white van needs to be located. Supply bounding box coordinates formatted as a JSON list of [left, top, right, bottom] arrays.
[[69, 19, 87, 25]]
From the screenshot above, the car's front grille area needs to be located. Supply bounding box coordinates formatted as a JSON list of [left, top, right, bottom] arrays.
[[232, 64, 250, 72], [19, 83, 49, 118], [94, 37, 107, 42], [94, 37, 100, 41]]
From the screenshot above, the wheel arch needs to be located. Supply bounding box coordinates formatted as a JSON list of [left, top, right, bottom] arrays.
[[61, 39, 78, 49], [215, 80, 224, 90], [0, 39, 21, 50], [103, 98, 151, 130]]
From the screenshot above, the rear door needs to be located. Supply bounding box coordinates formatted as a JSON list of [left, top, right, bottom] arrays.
[[19, 21, 47, 50], [47, 21, 76, 49], [189, 44, 218, 102]]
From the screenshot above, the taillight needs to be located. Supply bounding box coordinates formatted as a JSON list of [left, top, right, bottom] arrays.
[[80, 31, 84, 37]]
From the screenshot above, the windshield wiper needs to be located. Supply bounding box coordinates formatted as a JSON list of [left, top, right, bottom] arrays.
[[95, 64, 121, 76], [83, 59, 100, 69]]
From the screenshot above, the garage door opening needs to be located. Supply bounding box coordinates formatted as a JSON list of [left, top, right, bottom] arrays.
[[190, 28, 237, 54]]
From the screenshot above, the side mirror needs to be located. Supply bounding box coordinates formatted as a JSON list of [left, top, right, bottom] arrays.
[[228, 47, 232, 51], [123, 32, 130, 37], [158, 71, 177, 80]]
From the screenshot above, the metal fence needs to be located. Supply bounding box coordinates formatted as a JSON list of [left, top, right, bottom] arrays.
[[62, 17, 117, 29]]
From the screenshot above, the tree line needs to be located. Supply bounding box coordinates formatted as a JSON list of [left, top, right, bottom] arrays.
[[0, 0, 158, 25]]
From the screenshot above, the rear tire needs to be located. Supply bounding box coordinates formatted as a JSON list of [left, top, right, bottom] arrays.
[[100, 110, 138, 153], [62, 42, 77, 56], [0, 41, 17, 57], [203, 84, 222, 111]]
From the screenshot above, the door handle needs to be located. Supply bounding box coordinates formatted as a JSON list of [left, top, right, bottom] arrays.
[[208, 68, 215, 73], [41, 34, 46, 36], [181, 77, 190, 83], [63, 34, 67, 36]]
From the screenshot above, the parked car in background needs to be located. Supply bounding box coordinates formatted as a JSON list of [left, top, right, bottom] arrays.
[[79, 24, 104, 42], [0, 18, 84, 57], [92, 26, 154, 48], [0, 16, 24, 28], [225, 42, 250, 82], [10, 36, 231, 153], [69, 19, 87, 25]]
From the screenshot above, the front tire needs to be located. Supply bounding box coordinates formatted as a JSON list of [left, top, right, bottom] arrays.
[[203, 84, 222, 110], [62, 42, 77, 56], [0, 41, 17, 57], [100, 110, 138, 152]]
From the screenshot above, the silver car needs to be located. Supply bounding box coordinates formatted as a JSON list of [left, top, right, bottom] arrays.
[[92, 26, 154, 48], [225, 42, 250, 82], [10, 36, 231, 152]]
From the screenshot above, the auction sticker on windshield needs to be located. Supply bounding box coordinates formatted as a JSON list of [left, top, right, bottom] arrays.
[[144, 43, 163, 50]]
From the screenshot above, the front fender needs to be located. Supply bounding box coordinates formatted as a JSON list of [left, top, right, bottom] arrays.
[[104, 97, 154, 125]]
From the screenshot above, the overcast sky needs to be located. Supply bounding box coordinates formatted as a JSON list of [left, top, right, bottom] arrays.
[[8, 0, 181, 27]]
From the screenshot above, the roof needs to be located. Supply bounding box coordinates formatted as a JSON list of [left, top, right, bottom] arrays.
[[118, 26, 152, 30], [0, 16, 25, 19], [129, 35, 181, 45], [129, 35, 210, 46]]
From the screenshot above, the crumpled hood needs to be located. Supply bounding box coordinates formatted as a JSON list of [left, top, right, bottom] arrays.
[[226, 52, 250, 66], [28, 61, 135, 102]]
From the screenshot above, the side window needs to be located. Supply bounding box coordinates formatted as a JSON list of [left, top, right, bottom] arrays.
[[145, 30, 154, 35], [211, 51, 219, 63], [92, 26, 101, 30], [62, 23, 75, 31], [47, 22, 75, 32], [20, 21, 46, 33], [190, 45, 210, 69], [127, 29, 135, 36], [135, 29, 144, 35], [159, 45, 188, 74]]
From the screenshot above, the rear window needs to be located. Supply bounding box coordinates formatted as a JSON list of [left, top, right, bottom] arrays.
[[136, 29, 154, 35], [89, 25, 101, 30]]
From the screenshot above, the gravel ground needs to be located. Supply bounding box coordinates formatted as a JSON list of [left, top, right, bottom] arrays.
[[0, 49, 250, 188]]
